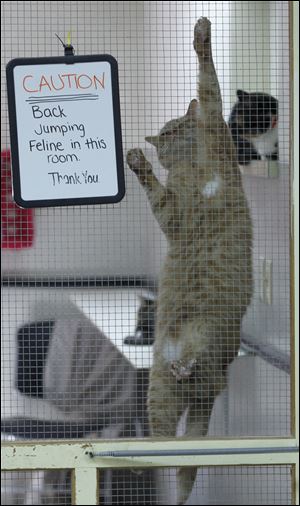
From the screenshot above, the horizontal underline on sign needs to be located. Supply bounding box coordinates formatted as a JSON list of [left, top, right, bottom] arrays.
[[26, 93, 98, 100], [27, 98, 99, 104]]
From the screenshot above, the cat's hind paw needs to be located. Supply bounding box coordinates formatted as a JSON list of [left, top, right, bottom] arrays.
[[193, 17, 211, 57], [170, 358, 197, 381]]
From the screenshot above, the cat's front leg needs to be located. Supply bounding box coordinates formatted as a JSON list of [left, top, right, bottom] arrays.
[[127, 148, 153, 186], [193, 16, 212, 62], [194, 17, 223, 119], [127, 148, 180, 239], [127, 147, 166, 205]]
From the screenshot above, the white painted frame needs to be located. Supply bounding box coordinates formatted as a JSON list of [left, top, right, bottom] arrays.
[[1, 2, 299, 505], [1, 439, 299, 505]]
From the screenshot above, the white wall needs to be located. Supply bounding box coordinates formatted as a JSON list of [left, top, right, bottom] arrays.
[[233, 1, 291, 355]]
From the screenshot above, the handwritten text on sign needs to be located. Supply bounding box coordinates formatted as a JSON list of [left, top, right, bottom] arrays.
[[11, 59, 124, 205]]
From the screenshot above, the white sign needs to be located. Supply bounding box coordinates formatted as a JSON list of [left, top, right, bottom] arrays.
[[6, 56, 125, 207]]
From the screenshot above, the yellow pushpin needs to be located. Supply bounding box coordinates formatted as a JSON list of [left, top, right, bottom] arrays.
[[55, 32, 74, 55]]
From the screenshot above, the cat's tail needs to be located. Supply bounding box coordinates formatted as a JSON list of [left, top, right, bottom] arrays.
[[176, 400, 214, 505], [149, 328, 230, 504], [177, 467, 198, 505], [148, 385, 220, 504]]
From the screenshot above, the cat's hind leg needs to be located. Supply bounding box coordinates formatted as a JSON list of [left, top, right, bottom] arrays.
[[147, 364, 184, 438]]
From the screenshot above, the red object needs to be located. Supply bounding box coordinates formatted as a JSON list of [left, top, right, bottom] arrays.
[[1, 150, 34, 249]]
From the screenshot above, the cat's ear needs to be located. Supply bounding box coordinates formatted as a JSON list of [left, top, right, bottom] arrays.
[[186, 99, 200, 117], [145, 136, 160, 147], [237, 89, 249, 101]]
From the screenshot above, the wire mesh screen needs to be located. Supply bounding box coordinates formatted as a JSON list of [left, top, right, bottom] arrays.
[[109, 465, 293, 505], [1, 0, 292, 499], [1, 468, 71, 505], [1, 465, 293, 505]]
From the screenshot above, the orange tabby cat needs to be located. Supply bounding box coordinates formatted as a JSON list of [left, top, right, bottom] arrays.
[[127, 17, 253, 504]]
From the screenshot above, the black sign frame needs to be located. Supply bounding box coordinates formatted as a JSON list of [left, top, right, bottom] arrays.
[[6, 54, 125, 208]]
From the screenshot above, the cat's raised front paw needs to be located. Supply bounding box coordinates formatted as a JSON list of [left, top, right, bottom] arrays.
[[127, 148, 147, 172], [193, 17, 211, 57]]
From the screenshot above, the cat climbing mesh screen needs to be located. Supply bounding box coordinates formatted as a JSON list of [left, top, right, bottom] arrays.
[[1, 1, 293, 505]]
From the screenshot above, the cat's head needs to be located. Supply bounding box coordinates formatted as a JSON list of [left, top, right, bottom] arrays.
[[145, 100, 202, 169], [232, 90, 278, 136]]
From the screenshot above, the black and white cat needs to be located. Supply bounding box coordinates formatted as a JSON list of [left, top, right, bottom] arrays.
[[228, 89, 278, 165], [124, 295, 156, 345]]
